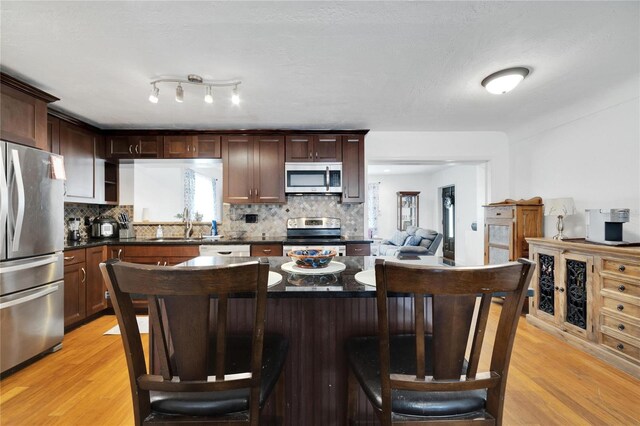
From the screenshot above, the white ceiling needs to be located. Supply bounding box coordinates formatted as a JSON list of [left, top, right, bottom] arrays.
[[1, 2, 638, 133]]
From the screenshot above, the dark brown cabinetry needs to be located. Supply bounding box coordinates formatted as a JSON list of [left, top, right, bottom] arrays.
[[341, 135, 365, 203], [285, 134, 342, 162], [1, 73, 58, 150], [222, 135, 285, 204], [251, 243, 283, 257], [59, 120, 96, 200], [346, 243, 371, 256], [106, 135, 162, 159], [164, 134, 221, 159], [122, 245, 200, 266], [63, 246, 108, 328]]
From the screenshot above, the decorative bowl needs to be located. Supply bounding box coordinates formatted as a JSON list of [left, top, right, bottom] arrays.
[[287, 249, 337, 269]]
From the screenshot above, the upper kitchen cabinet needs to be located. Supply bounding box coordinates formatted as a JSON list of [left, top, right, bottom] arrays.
[[1, 73, 58, 151], [106, 134, 162, 159], [163, 134, 221, 159], [58, 119, 96, 201], [341, 135, 364, 203], [285, 134, 342, 162], [222, 135, 285, 204]]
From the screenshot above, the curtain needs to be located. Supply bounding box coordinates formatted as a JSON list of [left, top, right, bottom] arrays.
[[183, 168, 195, 219], [367, 182, 380, 238]]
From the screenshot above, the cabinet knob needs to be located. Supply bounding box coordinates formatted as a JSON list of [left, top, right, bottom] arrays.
[[496, 212, 502, 216], [618, 284, 626, 292], [618, 265, 626, 272], [81, 267, 86, 284], [135, 145, 140, 154], [618, 324, 625, 331], [617, 304, 624, 311], [262, 249, 272, 254], [129, 145, 133, 154], [555, 286, 559, 291], [117, 249, 122, 260], [187, 145, 190, 152], [559, 287, 564, 293], [64, 256, 75, 261], [308, 152, 312, 159], [617, 343, 625, 351], [315, 151, 318, 159]]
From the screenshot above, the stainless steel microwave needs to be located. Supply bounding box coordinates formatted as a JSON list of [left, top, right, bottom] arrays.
[[285, 162, 342, 194]]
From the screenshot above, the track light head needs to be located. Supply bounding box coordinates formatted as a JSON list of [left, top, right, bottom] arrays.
[[231, 85, 240, 105], [175, 83, 184, 102], [148, 84, 159, 104], [204, 86, 213, 104]]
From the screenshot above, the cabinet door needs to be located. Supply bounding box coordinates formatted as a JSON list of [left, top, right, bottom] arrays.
[[484, 220, 512, 265], [285, 135, 314, 162], [531, 247, 560, 325], [59, 121, 95, 200], [63, 262, 86, 327], [85, 246, 107, 316], [47, 115, 60, 154], [1, 83, 48, 150], [315, 134, 342, 162], [559, 252, 594, 339], [514, 206, 543, 259], [164, 135, 196, 158], [106, 135, 133, 159], [135, 135, 163, 158], [222, 136, 253, 203], [341, 135, 364, 203], [196, 134, 221, 158], [254, 136, 285, 203]]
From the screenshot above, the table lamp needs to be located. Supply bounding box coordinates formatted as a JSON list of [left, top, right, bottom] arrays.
[[544, 198, 576, 240]]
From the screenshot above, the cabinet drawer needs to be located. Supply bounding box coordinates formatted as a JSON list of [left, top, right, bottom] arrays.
[[64, 249, 85, 266], [602, 297, 640, 318], [602, 276, 640, 299], [485, 206, 514, 219], [251, 244, 283, 257], [601, 334, 640, 361], [601, 314, 640, 340], [124, 245, 199, 258], [346, 244, 371, 256], [602, 258, 640, 279]]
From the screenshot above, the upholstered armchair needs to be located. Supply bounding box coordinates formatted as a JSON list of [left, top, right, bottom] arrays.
[[378, 226, 443, 256]]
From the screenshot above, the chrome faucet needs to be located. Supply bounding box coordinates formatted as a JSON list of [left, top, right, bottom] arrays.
[[183, 207, 193, 238]]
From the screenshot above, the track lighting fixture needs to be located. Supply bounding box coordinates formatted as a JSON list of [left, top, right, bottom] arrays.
[[148, 74, 242, 105], [148, 83, 159, 103]]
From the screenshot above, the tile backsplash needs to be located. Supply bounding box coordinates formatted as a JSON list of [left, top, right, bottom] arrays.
[[64, 195, 364, 240]]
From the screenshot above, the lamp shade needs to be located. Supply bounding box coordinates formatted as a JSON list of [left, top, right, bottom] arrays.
[[544, 198, 576, 217]]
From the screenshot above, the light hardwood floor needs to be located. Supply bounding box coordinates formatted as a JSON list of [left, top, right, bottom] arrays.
[[1, 305, 639, 425]]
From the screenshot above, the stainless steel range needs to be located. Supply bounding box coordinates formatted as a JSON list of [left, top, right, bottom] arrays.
[[283, 217, 346, 256]]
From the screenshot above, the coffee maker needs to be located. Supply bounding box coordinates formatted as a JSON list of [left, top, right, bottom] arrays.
[[585, 209, 630, 245], [68, 217, 81, 241]]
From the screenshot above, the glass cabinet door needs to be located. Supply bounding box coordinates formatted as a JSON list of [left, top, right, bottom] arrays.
[[397, 191, 420, 231]]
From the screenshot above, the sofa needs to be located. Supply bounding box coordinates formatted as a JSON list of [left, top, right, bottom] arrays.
[[378, 226, 443, 256]]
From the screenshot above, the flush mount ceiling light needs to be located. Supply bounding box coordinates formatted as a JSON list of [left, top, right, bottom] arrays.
[[148, 74, 241, 104], [481, 67, 530, 95]]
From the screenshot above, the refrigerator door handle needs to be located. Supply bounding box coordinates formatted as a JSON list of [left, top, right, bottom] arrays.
[[0, 284, 60, 310], [0, 148, 7, 252], [10, 149, 25, 253], [0, 254, 60, 274]]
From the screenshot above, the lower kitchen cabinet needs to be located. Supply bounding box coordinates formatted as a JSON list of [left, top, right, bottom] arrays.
[[527, 238, 640, 378], [63, 246, 107, 328], [121, 245, 200, 265], [251, 243, 283, 257], [346, 243, 371, 256]]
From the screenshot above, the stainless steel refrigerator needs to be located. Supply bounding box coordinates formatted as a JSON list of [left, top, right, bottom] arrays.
[[0, 141, 64, 374]]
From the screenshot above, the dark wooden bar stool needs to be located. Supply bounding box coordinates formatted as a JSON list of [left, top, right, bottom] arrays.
[[346, 258, 534, 425], [101, 258, 288, 425]]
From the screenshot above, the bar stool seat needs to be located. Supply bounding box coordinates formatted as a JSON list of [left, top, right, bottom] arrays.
[[346, 334, 486, 417]]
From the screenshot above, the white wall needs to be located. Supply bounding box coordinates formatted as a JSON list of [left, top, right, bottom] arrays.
[[510, 98, 640, 242]]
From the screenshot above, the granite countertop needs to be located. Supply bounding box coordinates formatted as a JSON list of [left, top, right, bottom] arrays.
[[64, 236, 373, 250], [178, 255, 452, 298]]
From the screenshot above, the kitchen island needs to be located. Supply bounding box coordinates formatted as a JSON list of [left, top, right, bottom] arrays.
[[165, 255, 452, 425]]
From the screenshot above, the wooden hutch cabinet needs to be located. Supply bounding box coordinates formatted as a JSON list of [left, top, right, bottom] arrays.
[[483, 204, 543, 264], [527, 238, 640, 378]]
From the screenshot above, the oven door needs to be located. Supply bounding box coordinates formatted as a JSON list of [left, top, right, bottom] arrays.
[[283, 245, 346, 256], [285, 163, 342, 194]]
